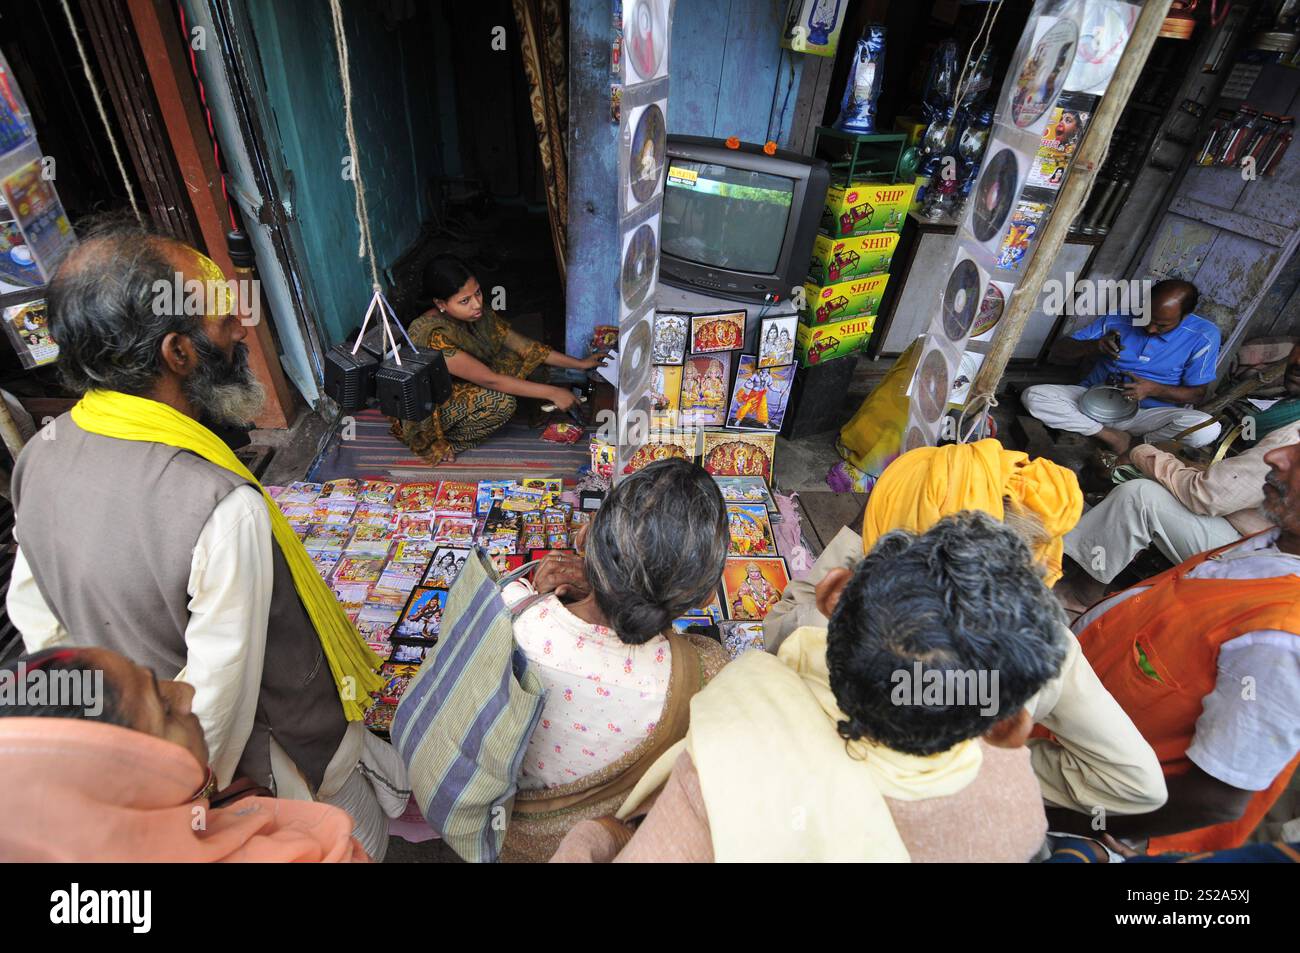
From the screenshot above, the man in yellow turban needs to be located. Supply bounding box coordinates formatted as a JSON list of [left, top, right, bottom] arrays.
[[763, 438, 1165, 822]]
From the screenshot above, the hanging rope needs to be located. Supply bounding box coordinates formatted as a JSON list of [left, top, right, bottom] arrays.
[[59, 0, 142, 222], [328, 0, 381, 292], [942, 0, 1005, 141]]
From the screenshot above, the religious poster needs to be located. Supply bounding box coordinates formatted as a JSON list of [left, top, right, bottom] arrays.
[[726, 356, 795, 432], [721, 556, 791, 621], [701, 430, 777, 483], [679, 354, 731, 427]]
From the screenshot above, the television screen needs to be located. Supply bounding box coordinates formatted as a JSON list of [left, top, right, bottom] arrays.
[[661, 161, 795, 275]]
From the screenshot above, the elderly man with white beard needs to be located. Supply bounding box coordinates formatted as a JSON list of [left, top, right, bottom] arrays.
[[6, 221, 407, 861]]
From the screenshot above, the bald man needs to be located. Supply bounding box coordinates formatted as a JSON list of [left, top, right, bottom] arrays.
[[1023, 279, 1222, 453]]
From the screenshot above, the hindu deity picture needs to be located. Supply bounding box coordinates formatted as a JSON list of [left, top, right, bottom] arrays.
[[622, 430, 698, 475], [701, 430, 776, 483], [721, 557, 790, 621], [726, 356, 795, 431], [690, 310, 746, 353], [679, 354, 731, 427], [726, 503, 776, 556], [650, 363, 683, 428]]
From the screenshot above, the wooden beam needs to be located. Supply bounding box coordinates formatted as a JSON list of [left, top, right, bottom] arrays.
[[123, 0, 295, 428], [965, 0, 1173, 416]]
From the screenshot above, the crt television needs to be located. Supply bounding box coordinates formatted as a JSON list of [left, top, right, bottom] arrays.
[[658, 135, 829, 305]]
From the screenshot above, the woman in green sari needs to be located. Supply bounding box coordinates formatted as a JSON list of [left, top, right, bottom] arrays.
[[393, 256, 604, 465]]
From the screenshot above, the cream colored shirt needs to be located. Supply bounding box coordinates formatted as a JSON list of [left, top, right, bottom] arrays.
[[762, 525, 1167, 816], [1130, 423, 1300, 535]]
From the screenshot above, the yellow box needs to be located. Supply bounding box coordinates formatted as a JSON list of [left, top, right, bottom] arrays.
[[807, 231, 899, 285], [820, 181, 915, 237], [801, 272, 889, 326], [894, 116, 927, 147], [795, 314, 876, 367]]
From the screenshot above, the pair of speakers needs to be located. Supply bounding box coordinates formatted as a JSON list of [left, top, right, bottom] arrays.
[[323, 324, 452, 420]]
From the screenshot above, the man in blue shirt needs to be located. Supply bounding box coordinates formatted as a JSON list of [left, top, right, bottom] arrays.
[[1023, 279, 1221, 453]]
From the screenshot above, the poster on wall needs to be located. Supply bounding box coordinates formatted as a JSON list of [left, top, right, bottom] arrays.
[[780, 0, 851, 59]]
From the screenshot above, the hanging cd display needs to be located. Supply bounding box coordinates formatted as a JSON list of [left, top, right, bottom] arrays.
[[624, 0, 669, 84], [619, 310, 654, 400], [913, 344, 953, 424], [626, 101, 667, 208], [903, 425, 929, 453], [971, 280, 1010, 339], [969, 148, 1023, 244], [620, 218, 659, 311], [941, 257, 987, 343], [1009, 18, 1079, 131], [1067, 1, 1136, 95]]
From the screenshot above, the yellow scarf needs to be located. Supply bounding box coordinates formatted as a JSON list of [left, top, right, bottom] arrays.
[[71, 390, 383, 719], [861, 438, 1082, 585], [619, 627, 982, 861]]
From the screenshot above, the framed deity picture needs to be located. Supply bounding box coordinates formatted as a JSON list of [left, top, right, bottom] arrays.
[[701, 430, 776, 484], [690, 310, 746, 353], [651, 311, 689, 364], [757, 314, 798, 368], [650, 363, 683, 428], [726, 356, 795, 432], [720, 556, 791, 621], [678, 353, 733, 428]]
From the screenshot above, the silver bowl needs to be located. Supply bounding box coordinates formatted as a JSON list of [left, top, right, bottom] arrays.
[[1079, 383, 1138, 424]]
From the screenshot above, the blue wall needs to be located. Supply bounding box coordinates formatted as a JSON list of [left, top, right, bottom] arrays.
[[668, 0, 805, 147], [245, 0, 448, 345], [565, 0, 806, 355]]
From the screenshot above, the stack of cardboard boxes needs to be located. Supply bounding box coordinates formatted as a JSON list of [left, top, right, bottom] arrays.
[[795, 181, 915, 367]]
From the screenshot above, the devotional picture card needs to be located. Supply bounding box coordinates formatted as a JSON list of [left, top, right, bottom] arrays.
[[719, 620, 766, 659], [322, 478, 360, 501], [396, 482, 440, 512], [712, 475, 778, 515], [432, 480, 478, 515], [303, 523, 351, 553], [344, 522, 394, 557], [726, 503, 777, 557], [701, 430, 776, 484], [333, 555, 385, 587], [621, 429, 698, 475], [721, 556, 791, 621], [432, 516, 478, 547], [650, 364, 682, 428], [280, 481, 323, 504], [395, 586, 447, 642], [757, 315, 798, 368], [357, 480, 399, 505], [678, 353, 732, 428], [651, 311, 689, 364], [421, 546, 469, 589], [726, 356, 795, 432], [690, 310, 746, 353]]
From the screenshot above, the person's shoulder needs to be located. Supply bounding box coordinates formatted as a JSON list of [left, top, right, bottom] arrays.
[[1180, 312, 1221, 343]]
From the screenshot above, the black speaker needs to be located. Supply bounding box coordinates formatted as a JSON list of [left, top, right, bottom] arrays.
[[375, 347, 453, 420], [323, 343, 379, 412]]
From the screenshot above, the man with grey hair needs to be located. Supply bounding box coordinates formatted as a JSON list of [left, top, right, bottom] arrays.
[[6, 222, 407, 860]]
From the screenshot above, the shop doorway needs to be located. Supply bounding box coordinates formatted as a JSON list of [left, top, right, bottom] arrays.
[[194, 0, 566, 405]]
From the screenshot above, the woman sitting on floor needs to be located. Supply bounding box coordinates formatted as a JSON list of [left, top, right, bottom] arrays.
[[392, 254, 605, 465], [0, 647, 367, 862], [498, 458, 732, 862]]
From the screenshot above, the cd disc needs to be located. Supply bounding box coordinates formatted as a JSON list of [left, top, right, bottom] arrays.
[[942, 259, 981, 342], [915, 346, 951, 424], [620, 314, 653, 399], [1010, 19, 1079, 130], [626, 0, 668, 83], [629, 104, 667, 205], [621, 224, 658, 310], [971, 148, 1019, 243], [972, 281, 1005, 337], [1070, 5, 1130, 93]]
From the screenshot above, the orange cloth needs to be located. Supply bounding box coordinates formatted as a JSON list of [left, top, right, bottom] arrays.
[[0, 718, 368, 862], [1077, 536, 1300, 853], [861, 439, 1082, 585]]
